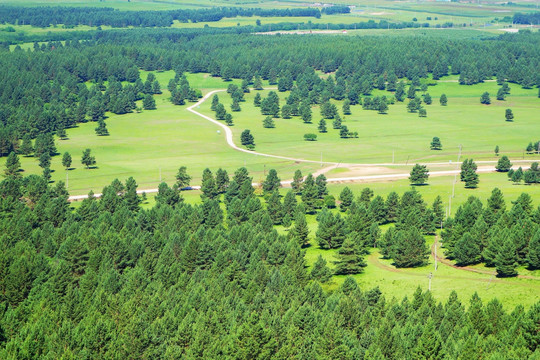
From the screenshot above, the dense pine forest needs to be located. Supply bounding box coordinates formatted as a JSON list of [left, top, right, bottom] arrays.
[[0, 167, 539, 358]]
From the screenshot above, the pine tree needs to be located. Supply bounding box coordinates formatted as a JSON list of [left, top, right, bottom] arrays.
[[432, 195, 444, 225], [200, 168, 218, 200], [430, 137, 442, 150], [423, 93, 432, 105], [62, 152, 72, 170], [175, 166, 192, 189], [440, 94, 447, 106], [339, 187, 354, 212], [20, 135, 33, 157], [526, 230, 540, 270], [211, 94, 219, 111], [318, 119, 327, 133], [342, 99, 351, 115], [215, 168, 229, 194], [240, 129, 255, 148], [225, 113, 234, 126], [262, 116, 275, 128], [215, 103, 227, 120], [495, 237, 518, 277], [291, 169, 303, 194], [494, 145, 499, 156], [81, 148, 96, 169], [42, 166, 52, 183], [301, 174, 318, 214], [496, 155, 512, 172], [124, 177, 140, 212], [283, 190, 298, 217], [496, 87, 506, 101], [290, 208, 309, 247], [39, 152, 51, 169], [393, 228, 429, 268], [413, 319, 445, 359], [253, 76, 263, 90], [316, 209, 346, 249], [480, 92, 491, 105], [143, 94, 156, 110], [95, 119, 109, 136], [4, 152, 21, 177], [454, 232, 481, 266], [310, 255, 332, 282], [266, 190, 283, 225], [56, 125, 67, 140], [262, 169, 281, 194], [315, 174, 328, 199], [333, 237, 367, 275], [231, 99, 241, 112], [511, 167, 523, 183], [409, 164, 429, 185], [505, 108, 514, 122]]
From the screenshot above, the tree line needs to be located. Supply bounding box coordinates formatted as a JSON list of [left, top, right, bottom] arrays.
[[0, 5, 322, 28], [442, 188, 540, 276], [0, 166, 539, 358]]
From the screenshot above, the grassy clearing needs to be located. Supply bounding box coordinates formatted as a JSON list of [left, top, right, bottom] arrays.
[[199, 78, 539, 165], [303, 235, 540, 310], [2, 72, 539, 198], [1, 72, 321, 195]]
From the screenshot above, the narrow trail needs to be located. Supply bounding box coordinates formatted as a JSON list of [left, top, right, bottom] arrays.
[[431, 240, 539, 280], [367, 248, 540, 289], [67, 87, 540, 201]]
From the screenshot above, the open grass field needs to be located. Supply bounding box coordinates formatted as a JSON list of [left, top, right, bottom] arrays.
[[1, 72, 323, 195], [2, 71, 539, 200], [303, 237, 540, 310], [199, 77, 540, 165]]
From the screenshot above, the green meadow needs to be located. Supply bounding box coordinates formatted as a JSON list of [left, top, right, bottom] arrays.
[[200, 77, 540, 165], [3, 71, 539, 199]]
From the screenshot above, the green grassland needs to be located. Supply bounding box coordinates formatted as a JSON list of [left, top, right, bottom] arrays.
[[304, 237, 540, 310], [1, 72, 323, 195], [200, 78, 540, 165], [2, 71, 539, 199]]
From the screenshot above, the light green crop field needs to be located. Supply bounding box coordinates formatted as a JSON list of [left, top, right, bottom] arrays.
[[199, 78, 540, 165]]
